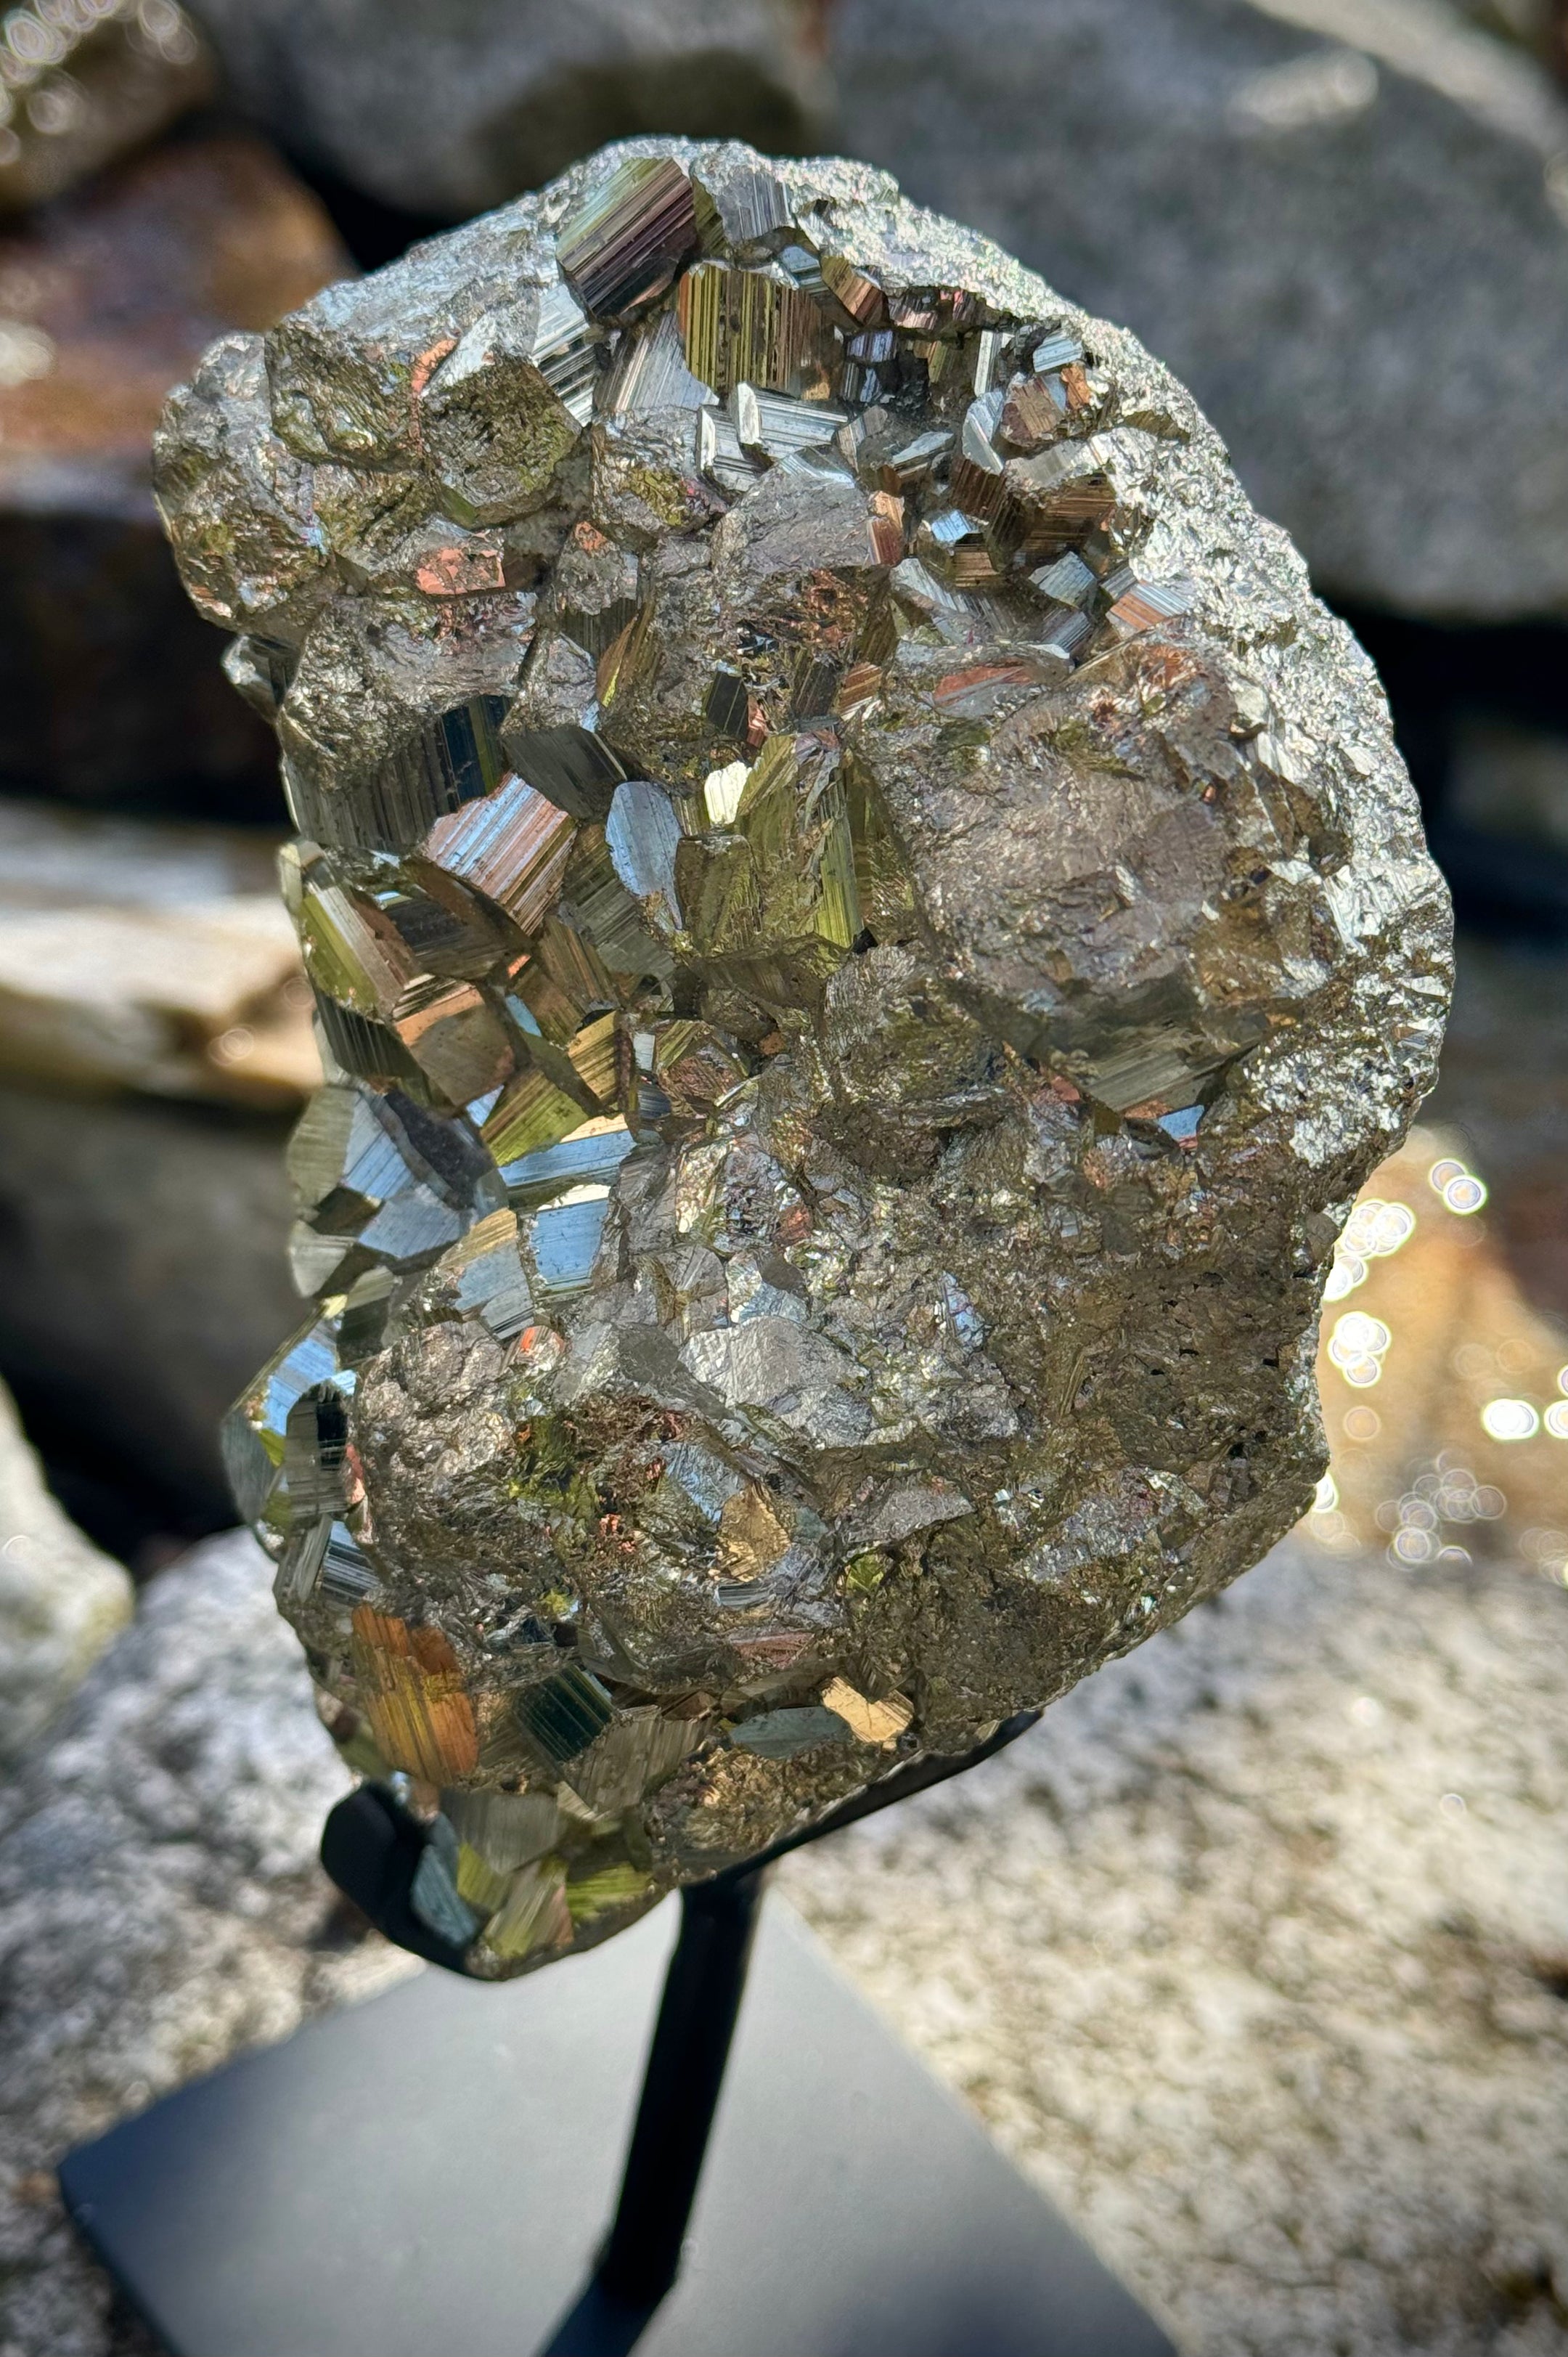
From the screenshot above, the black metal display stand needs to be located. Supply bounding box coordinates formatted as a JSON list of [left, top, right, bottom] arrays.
[[595, 1864, 767, 2311], [59, 1719, 1175, 2357]]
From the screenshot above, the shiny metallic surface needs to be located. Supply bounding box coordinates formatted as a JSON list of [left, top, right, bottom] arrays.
[[154, 138, 1451, 1976]]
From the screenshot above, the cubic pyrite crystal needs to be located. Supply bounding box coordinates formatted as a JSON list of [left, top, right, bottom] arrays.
[[154, 139, 1451, 1976]]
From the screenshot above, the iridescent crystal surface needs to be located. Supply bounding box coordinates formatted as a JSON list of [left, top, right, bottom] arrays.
[[154, 139, 1451, 1976]]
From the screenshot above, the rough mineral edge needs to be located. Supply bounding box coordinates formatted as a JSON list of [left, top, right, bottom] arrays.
[[152, 136, 1453, 1978]]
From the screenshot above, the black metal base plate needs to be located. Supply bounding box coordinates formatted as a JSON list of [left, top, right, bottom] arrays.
[[60, 1898, 1172, 2357]]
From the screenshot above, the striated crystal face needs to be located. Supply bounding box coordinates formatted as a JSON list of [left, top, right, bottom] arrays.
[[155, 139, 1451, 1977]]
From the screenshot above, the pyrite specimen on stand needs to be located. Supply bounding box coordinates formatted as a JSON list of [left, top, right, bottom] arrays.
[[154, 137, 1452, 1979]]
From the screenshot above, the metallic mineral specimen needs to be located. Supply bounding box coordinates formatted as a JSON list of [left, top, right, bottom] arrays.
[[154, 138, 1452, 1977]]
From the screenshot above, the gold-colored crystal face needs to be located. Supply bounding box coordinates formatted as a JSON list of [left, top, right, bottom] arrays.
[[160, 139, 1450, 1977]]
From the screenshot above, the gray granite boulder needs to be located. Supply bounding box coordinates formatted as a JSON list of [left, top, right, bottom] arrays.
[[833, 0, 1568, 620], [10, 1518, 1568, 2354], [187, 0, 822, 219], [0, 1380, 130, 1764], [0, 1528, 399, 2357], [788, 1531, 1568, 2353]]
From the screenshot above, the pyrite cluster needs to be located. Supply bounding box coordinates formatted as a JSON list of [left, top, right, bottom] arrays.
[[155, 139, 1450, 1975]]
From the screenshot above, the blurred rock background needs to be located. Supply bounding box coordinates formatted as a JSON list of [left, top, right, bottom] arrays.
[[830, 0, 1568, 935], [0, 2, 1564, 2350]]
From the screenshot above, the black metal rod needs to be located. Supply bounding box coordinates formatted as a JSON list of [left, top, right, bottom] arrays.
[[593, 1863, 769, 2308], [587, 1709, 1043, 2316]]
